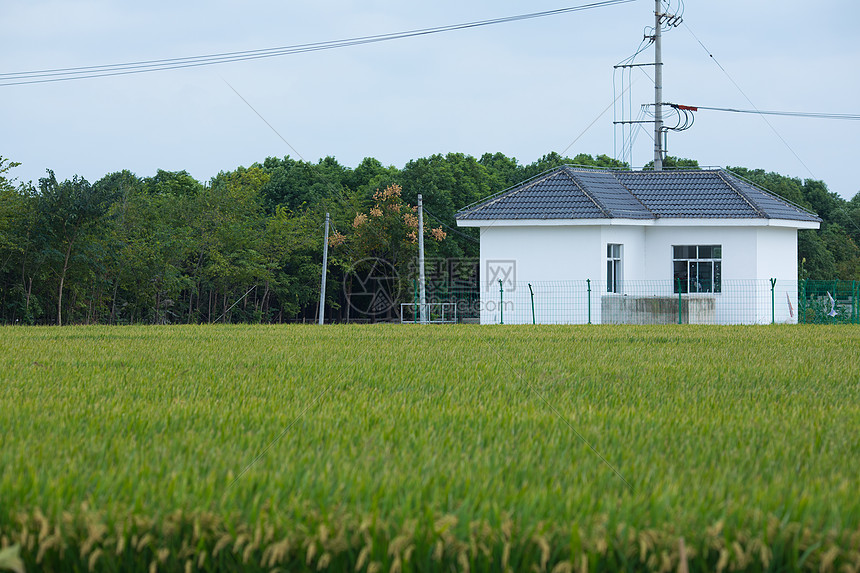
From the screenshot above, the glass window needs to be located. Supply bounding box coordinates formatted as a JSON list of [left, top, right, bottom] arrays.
[[672, 244, 722, 294], [673, 245, 696, 260], [607, 244, 622, 293]]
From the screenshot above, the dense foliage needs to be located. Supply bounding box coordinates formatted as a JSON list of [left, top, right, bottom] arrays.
[[1, 153, 858, 324], [1, 324, 859, 571]]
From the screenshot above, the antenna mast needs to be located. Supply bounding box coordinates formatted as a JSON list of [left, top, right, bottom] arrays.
[[653, 0, 664, 171]]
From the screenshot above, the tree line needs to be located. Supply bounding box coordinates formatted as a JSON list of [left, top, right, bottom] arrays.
[[1, 152, 858, 325]]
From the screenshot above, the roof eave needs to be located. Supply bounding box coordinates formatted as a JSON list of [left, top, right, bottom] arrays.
[[455, 217, 821, 228]]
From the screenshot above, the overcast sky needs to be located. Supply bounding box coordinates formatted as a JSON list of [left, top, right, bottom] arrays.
[[3, 1, 859, 199]]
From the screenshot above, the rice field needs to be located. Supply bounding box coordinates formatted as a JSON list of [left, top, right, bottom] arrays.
[[1, 324, 859, 572]]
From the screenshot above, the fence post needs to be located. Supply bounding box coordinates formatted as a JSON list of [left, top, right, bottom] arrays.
[[528, 283, 535, 325], [770, 278, 777, 324], [676, 278, 682, 324], [586, 279, 592, 325], [854, 280, 858, 324], [799, 279, 806, 324], [830, 280, 839, 324], [851, 281, 860, 323], [413, 279, 419, 323], [498, 279, 504, 325]]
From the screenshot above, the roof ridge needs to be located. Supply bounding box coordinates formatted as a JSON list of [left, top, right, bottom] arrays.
[[455, 166, 820, 223], [562, 167, 611, 218], [608, 171, 656, 218], [716, 170, 768, 218], [457, 168, 558, 217], [722, 169, 821, 218], [455, 167, 572, 215]]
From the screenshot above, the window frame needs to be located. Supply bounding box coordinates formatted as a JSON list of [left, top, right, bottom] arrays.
[[672, 244, 722, 294], [606, 243, 623, 294]]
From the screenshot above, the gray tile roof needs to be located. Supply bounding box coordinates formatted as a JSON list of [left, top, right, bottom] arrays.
[[456, 167, 821, 223]]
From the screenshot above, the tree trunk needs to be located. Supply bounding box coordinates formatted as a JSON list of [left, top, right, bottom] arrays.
[[25, 276, 33, 319], [345, 279, 352, 323], [110, 279, 119, 325], [262, 281, 270, 320], [186, 287, 194, 324], [57, 239, 74, 326], [87, 281, 94, 324]]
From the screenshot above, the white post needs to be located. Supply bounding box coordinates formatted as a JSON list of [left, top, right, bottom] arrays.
[[318, 212, 329, 325], [653, 0, 664, 171], [417, 195, 427, 324]]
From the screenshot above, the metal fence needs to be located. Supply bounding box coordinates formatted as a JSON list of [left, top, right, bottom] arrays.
[[414, 279, 859, 325]]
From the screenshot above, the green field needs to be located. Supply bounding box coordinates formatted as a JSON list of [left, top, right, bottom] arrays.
[[2, 325, 859, 572]]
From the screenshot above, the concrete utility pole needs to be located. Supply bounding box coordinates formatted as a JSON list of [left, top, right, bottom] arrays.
[[653, 0, 664, 171], [318, 212, 329, 325], [417, 194, 427, 324]]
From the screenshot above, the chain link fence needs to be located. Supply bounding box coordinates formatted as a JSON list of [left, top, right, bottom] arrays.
[[412, 279, 859, 325]]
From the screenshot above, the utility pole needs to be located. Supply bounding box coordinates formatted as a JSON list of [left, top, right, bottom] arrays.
[[318, 212, 329, 325], [653, 0, 664, 171], [417, 194, 427, 324]]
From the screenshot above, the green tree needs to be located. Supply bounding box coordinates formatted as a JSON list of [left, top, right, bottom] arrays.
[[478, 152, 521, 189], [520, 152, 574, 180], [727, 167, 809, 208], [0, 158, 45, 323], [259, 156, 350, 213], [570, 153, 630, 169], [643, 155, 700, 170], [731, 167, 860, 279], [194, 166, 270, 322], [821, 224, 860, 279], [798, 231, 836, 280], [0, 158, 24, 268], [38, 171, 116, 325], [329, 184, 445, 321], [400, 153, 493, 260], [345, 157, 400, 204], [263, 206, 326, 320]]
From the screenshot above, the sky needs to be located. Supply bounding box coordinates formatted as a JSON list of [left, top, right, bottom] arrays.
[[3, 0, 859, 199]]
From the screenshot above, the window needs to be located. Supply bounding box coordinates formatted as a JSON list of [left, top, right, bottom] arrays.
[[673, 245, 721, 293], [607, 243, 622, 293]]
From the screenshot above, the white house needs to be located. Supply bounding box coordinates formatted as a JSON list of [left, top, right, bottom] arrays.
[[455, 167, 820, 325]]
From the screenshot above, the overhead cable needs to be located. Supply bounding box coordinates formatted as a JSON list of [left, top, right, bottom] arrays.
[[0, 0, 635, 87], [667, 103, 860, 121]]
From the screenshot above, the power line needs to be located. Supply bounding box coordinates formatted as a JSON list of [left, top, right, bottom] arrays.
[[681, 21, 817, 179], [667, 104, 860, 121], [0, 0, 635, 87]]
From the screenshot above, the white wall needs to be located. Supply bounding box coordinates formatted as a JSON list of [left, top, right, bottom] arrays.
[[479, 225, 602, 283], [641, 226, 758, 281], [756, 227, 797, 280], [601, 226, 647, 283], [640, 226, 795, 323], [478, 225, 601, 324], [475, 222, 801, 324], [757, 227, 799, 323]]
